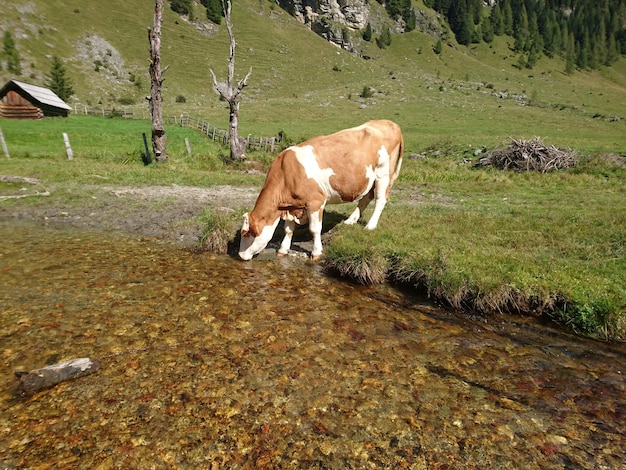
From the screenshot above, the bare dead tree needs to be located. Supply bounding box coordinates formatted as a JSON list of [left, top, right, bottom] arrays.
[[148, 0, 169, 162], [209, 0, 252, 161]]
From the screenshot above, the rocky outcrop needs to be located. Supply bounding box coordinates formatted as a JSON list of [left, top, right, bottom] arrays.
[[277, 0, 446, 53], [280, 0, 369, 30], [278, 0, 369, 51]]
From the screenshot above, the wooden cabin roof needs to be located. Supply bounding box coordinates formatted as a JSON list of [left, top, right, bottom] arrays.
[[0, 79, 72, 119]]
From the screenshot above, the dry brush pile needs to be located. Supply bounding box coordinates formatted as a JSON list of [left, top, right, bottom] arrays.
[[476, 137, 578, 172]]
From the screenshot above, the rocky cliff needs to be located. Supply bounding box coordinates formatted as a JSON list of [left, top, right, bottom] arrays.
[[277, 0, 370, 52], [277, 0, 444, 54]]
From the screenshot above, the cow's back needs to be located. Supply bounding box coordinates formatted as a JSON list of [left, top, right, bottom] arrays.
[[287, 120, 402, 203]]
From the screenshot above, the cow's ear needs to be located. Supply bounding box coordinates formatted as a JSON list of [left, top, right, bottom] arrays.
[[241, 213, 251, 237]]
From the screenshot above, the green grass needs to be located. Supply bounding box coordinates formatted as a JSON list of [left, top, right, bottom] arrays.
[[0, 115, 265, 186]]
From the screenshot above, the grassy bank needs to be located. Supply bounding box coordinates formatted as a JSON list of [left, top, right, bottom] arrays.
[[1, 116, 624, 341], [325, 150, 626, 340]]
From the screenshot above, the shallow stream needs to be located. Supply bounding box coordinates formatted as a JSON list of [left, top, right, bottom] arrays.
[[0, 222, 624, 469]]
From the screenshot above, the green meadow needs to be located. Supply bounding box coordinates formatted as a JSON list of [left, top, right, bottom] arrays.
[[0, 0, 625, 339]]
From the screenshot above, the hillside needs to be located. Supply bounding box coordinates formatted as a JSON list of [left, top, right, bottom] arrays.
[[1, 0, 625, 153]]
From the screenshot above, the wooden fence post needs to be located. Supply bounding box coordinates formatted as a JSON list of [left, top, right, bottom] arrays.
[[62, 133, 73, 160], [142, 132, 152, 165], [0, 128, 9, 158], [185, 138, 192, 157]]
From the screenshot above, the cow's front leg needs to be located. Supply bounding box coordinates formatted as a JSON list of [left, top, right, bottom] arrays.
[[308, 209, 324, 260], [277, 219, 295, 256]]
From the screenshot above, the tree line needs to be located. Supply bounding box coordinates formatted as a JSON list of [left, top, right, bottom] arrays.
[[425, 0, 626, 71]]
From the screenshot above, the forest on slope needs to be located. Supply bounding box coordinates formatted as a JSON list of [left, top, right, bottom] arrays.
[[427, 0, 626, 71]]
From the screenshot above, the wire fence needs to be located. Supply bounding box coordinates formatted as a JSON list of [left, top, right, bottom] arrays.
[[73, 105, 281, 152]]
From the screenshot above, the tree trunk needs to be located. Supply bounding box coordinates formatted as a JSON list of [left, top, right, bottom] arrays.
[[229, 100, 246, 160], [209, 0, 251, 161], [148, 0, 167, 163]]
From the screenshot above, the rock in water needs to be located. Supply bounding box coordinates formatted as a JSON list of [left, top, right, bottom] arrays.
[[14, 357, 100, 398]]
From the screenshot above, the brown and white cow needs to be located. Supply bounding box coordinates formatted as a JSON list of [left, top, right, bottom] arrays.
[[238, 119, 403, 260]]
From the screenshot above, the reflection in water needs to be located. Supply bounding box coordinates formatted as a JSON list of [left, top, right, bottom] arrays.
[[0, 222, 624, 468]]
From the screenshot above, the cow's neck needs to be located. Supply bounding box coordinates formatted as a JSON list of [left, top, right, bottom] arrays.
[[251, 176, 283, 226]]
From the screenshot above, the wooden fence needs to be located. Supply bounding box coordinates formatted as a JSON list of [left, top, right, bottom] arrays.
[[74, 105, 281, 152]]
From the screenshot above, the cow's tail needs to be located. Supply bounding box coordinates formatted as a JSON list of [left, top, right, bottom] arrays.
[[391, 131, 404, 185]]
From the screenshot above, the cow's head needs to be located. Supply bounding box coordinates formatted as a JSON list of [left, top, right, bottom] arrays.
[[238, 212, 280, 260]]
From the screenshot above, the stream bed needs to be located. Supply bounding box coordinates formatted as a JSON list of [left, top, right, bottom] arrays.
[[0, 221, 624, 469]]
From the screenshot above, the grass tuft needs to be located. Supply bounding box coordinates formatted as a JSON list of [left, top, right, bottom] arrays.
[[324, 244, 389, 284], [196, 209, 239, 254]]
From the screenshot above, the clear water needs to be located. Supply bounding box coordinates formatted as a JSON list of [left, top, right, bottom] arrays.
[[0, 222, 624, 469]]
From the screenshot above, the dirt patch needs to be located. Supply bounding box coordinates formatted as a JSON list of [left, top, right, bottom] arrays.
[[104, 184, 259, 211], [0, 184, 259, 247], [0, 183, 330, 258]]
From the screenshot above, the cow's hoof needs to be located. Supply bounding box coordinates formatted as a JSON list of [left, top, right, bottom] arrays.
[[277, 251, 287, 257], [310, 254, 322, 261]]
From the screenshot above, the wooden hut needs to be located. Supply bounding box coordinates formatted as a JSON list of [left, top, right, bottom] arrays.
[[0, 79, 72, 119]]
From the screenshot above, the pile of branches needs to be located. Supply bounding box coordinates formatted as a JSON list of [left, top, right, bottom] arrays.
[[476, 137, 577, 172]]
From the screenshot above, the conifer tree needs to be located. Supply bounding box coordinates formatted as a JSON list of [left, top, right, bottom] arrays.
[[363, 23, 372, 42], [501, 0, 514, 36], [433, 38, 443, 55], [595, 21, 607, 66], [541, 10, 559, 57], [490, 4, 504, 36], [45, 56, 74, 102], [376, 26, 392, 49], [526, 44, 539, 69], [529, 11, 543, 53], [3, 31, 21, 75], [513, 4, 529, 52], [384, 0, 401, 18], [203, 0, 223, 24], [402, 0, 416, 32], [606, 33, 619, 65], [449, 1, 472, 45], [170, 0, 193, 17], [565, 33, 576, 74], [469, 0, 482, 25], [576, 39, 589, 69], [482, 15, 494, 43]]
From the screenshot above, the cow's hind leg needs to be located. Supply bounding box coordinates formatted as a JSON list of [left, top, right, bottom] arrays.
[[344, 190, 374, 225], [365, 177, 390, 230], [277, 219, 296, 256]]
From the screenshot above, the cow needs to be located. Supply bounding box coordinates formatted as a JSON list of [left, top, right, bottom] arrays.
[[238, 119, 403, 261]]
